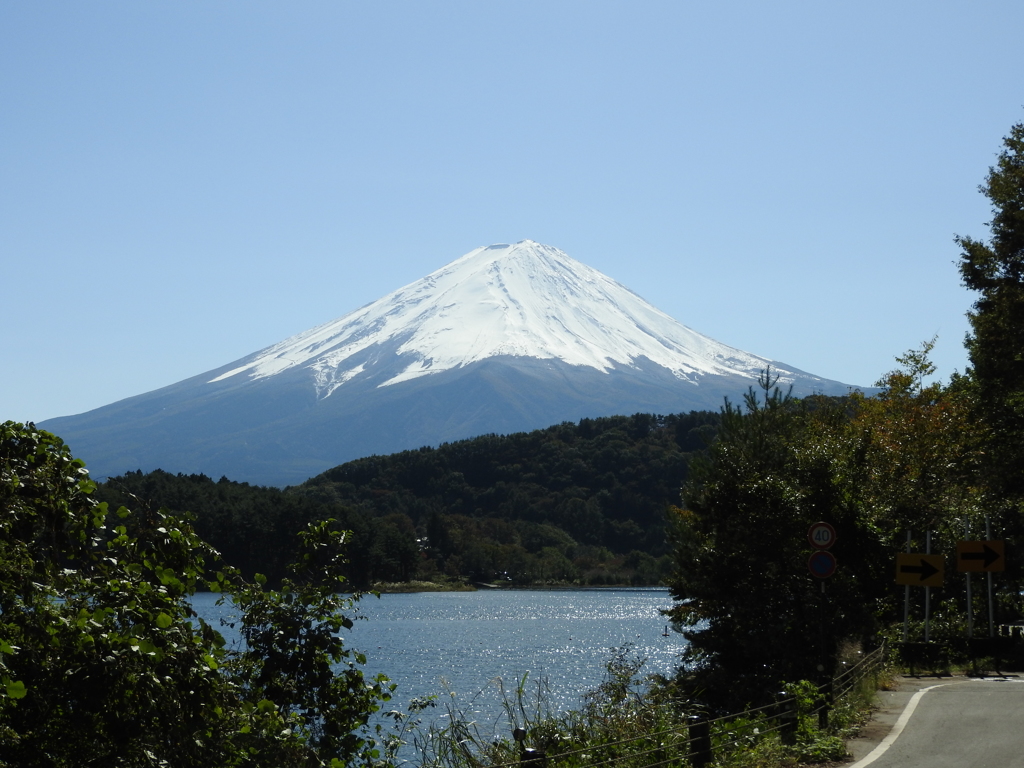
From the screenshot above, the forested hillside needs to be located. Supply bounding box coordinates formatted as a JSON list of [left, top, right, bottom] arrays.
[[96, 411, 720, 588]]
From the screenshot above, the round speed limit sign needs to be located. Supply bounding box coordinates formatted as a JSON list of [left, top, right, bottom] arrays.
[[808, 521, 837, 550]]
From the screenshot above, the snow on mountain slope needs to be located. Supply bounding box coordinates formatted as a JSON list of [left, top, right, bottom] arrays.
[[211, 240, 781, 398], [39, 239, 864, 486]]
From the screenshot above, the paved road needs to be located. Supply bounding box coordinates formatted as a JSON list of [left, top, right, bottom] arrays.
[[847, 675, 1024, 767]]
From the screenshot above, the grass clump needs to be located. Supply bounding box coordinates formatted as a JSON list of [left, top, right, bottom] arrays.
[[409, 645, 693, 768]]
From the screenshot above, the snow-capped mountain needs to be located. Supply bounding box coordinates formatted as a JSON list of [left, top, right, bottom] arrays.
[[212, 240, 776, 395], [41, 241, 862, 486]]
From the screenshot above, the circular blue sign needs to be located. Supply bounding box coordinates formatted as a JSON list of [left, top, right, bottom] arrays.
[[808, 550, 837, 579]]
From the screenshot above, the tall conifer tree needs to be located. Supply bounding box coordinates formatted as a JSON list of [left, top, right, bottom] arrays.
[[957, 121, 1024, 496]]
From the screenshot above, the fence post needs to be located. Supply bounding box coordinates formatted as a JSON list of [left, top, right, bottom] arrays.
[[688, 714, 712, 768], [776, 691, 797, 745], [513, 727, 547, 768], [818, 679, 832, 731]]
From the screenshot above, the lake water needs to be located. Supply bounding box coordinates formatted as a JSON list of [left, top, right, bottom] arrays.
[[193, 587, 685, 737]]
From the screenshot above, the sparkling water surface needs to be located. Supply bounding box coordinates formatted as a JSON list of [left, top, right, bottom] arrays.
[[193, 588, 686, 733], [350, 589, 684, 719]]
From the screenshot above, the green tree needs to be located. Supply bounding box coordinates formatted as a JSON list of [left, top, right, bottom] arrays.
[[957, 120, 1024, 497], [665, 372, 884, 708], [852, 341, 982, 542], [367, 514, 419, 583], [226, 520, 396, 763], [0, 421, 393, 767], [849, 343, 999, 637]]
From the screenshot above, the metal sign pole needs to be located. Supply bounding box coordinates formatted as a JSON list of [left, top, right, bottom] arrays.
[[986, 515, 995, 638], [924, 531, 932, 644], [903, 530, 911, 642], [820, 578, 827, 680], [967, 572, 974, 638], [965, 520, 973, 639]]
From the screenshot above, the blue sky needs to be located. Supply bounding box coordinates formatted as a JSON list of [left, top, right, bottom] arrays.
[[2, 1, 1022, 423]]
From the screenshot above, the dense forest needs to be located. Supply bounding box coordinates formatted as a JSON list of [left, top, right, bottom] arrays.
[[95, 410, 721, 589]]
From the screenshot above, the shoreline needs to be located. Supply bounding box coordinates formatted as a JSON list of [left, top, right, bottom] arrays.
[[370, 580, 669, 593]]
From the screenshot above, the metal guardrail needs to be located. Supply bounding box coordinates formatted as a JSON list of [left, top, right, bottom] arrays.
[[896, 629, 1024, 675]]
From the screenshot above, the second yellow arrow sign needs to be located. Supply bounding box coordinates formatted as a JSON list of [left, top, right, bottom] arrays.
[[956, 540, 1005, 573]]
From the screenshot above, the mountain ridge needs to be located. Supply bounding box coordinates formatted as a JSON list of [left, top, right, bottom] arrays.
[[41, 240, 866, 486]]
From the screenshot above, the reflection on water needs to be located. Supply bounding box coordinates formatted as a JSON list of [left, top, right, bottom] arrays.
[[350, 588, 684, 719], [192, 588, 686, 734]]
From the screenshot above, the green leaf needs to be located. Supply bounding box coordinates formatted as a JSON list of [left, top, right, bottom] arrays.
[[6, 680, 27, 699], [135, 638, 159, 656], [155, 612, 173, 629]]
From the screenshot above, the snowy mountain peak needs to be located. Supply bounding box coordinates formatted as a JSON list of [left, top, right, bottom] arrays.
[[42, 240, 862, 486], [209, 241, 787, 398]]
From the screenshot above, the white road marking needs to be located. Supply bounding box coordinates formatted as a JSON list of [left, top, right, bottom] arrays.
[[847, 682, 966, 768]]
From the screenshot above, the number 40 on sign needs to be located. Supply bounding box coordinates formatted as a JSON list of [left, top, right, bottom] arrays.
[[808, 521, 837, 550]]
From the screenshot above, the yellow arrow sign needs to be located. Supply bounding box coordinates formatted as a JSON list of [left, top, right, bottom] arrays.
[[956, 540, 1005, 572], [895, 553, 944, 587]]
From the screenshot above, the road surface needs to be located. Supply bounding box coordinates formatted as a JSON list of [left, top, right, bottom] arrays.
[[847, 675, 1024, 767]]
